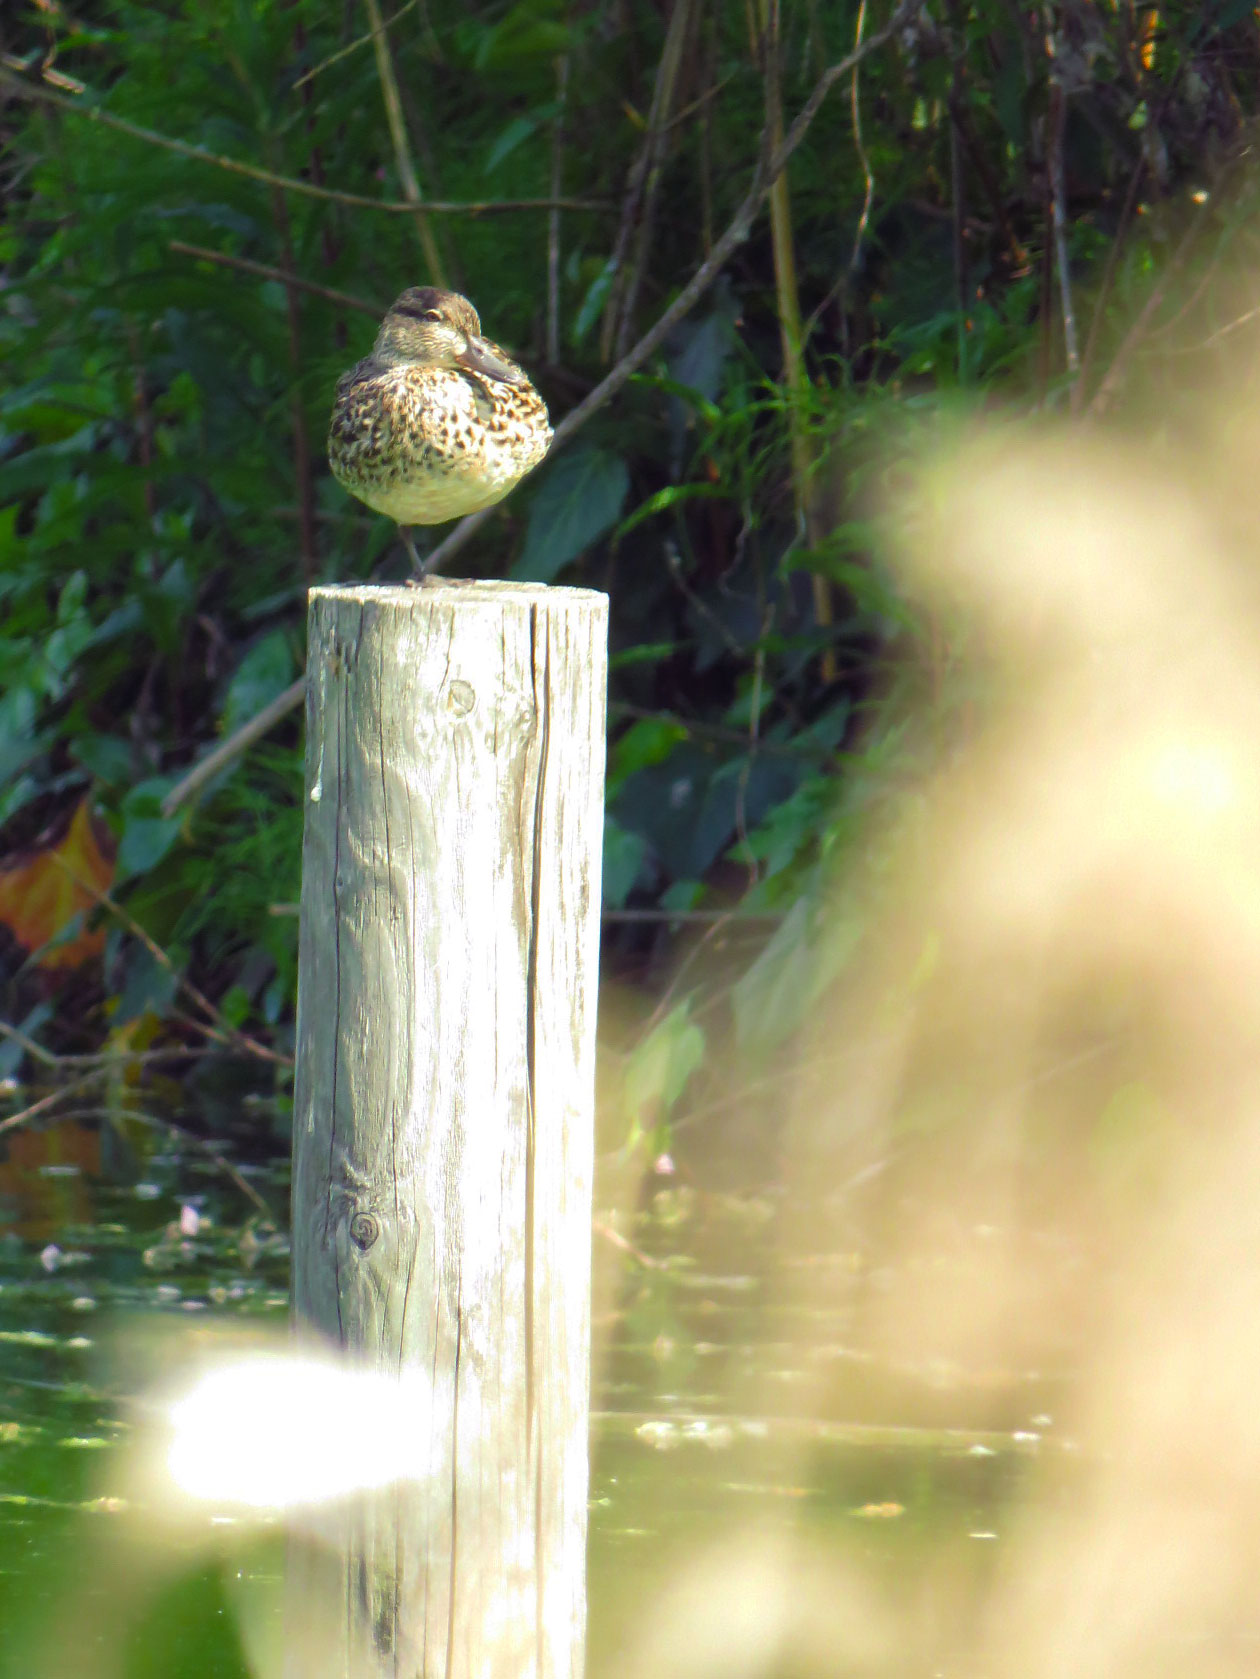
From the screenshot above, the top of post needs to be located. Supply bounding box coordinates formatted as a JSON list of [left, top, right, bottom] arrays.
[[309, 580, 608, 610]]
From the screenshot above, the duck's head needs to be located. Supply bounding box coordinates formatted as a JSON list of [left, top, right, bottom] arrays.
[[373, 287, 528, 387]]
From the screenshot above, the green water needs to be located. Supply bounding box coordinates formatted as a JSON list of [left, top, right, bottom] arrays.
[[0, 1128, 1048, 1678]]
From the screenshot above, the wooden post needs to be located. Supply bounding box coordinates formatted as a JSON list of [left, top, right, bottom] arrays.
[[288, 580, 607, 1679]]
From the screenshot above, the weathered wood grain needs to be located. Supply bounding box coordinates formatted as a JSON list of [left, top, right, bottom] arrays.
[[288, 580, 607, 1679]]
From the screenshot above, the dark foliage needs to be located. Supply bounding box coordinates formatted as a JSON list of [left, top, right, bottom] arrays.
[[2, 0, 1257, 1133]]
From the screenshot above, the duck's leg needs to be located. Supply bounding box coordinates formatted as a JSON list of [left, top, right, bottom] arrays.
[[399, 525, 423, 573]]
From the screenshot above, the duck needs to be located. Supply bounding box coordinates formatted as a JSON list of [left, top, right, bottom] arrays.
[[328, 286, 552, 568]]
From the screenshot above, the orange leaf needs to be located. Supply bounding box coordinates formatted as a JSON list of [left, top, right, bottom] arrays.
[[0, 799, 115, 969]]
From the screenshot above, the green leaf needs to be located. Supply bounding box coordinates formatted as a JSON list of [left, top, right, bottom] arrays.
[[114, 945, 179, 1025], [660, 879, 703, 912], [731, 899, 814, 1052], [117, 813, 182, 881], [572, 258, 616, 347], [609, 641, 681, 670], [617, 481, 728, 540], [117, 779, 182, 881], [484, 113, 554, 174], [71, 734, 134, 787], [220, 630, 296, 737], [739, 776, 835, 879], [603, 816, 647, 908], [732, 899, 863, 1052], [607, 717, 688, 788], [473, 1, 569, 65], [57, 571, 89, 623], [0, 1002, 53, 1080], [624, 1003, 705, 1130], [219, 984, 252, 1028], [667, 296, 738, 402], [515, 446, 629, 582]]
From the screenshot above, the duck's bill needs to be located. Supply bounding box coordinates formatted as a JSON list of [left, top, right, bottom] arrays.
[[456, 336, 528, 387]]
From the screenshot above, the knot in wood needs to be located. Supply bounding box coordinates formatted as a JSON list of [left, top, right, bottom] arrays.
[[446, 678, 476, 715], [349, 1211, 380, 1251]]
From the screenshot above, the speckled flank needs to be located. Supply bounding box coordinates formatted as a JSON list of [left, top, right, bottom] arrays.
[[328, 292, 552, 528]]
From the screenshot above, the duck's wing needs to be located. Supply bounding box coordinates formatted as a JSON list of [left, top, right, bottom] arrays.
[[332, 353, 389, 409]]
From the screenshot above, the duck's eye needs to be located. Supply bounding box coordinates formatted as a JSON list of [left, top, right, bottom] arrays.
[[422, 309, 444, 323]]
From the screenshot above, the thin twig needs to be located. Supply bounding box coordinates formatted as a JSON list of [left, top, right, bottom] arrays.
[[160, 646, 839, 833], [1048, 79, 1079, 376], [0, 68, 610, 214], [801, 0, 878, 347], [363, 0, 447, 286], [1138, 246, 1227, 345], [600, 5, 688, 363], [0, 1020, 218, 1073], [948, 33, 967, 378], [664, 544, 746, 656], [663, 69, 735, 135], [271, 184, 318, 582], [547, 53, 571, 365], [0, 1069, 108, 1136], [1175, 300, 1260, 352], [11, 1100, 280, 1219], [292, 0, 419, 88], [1035, 126, 1053, 395], [1087, 206, 1206, 415], [616, 701, 845, 761], [759, 0, 803, 380], [612, 0, 699, 359], [756, 0, 832, 681], [167, 1007, 236, 1050], [169, 242, 380, 315], [0, 1020, 59, 1066], [49, 855, 290, 1067], [698, 11, 717, 254], [733, 632, 768, 884], [398, 78, 463, 289], [0, 49, 85, 93], [123, 320, 158, 523], [952, 116, 1023, 271], [593, 1219, 668, 1269], [423, 0, 925, 575], [938, 0, 1024, 278], [161, 677, 306, 815], [293, 18, 343, 286], [642, 908, 742, 1038], [602, 908, 782, 925], [116, 1108, 279, 1219], [846, 0, 874, 293], [1072, 153, 1144, 414]]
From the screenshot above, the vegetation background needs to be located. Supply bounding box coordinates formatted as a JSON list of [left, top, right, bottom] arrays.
[[1, 0, 1257, 1159]]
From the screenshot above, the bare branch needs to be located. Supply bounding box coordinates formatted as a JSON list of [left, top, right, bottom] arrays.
[[846, 0, 875, 297], [161, 678, 306, 815], [610, 0, 699, 360], [1087, 188, 1219, 415], [0, 1069, 109, 1137], [49, 852, 290, 1067], [0, 67, 610, 214], [169, 242, 381, 315], [1048, 81, 1079, 377], [292, 0, 420, 89], [363, 0, 448, 285]]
